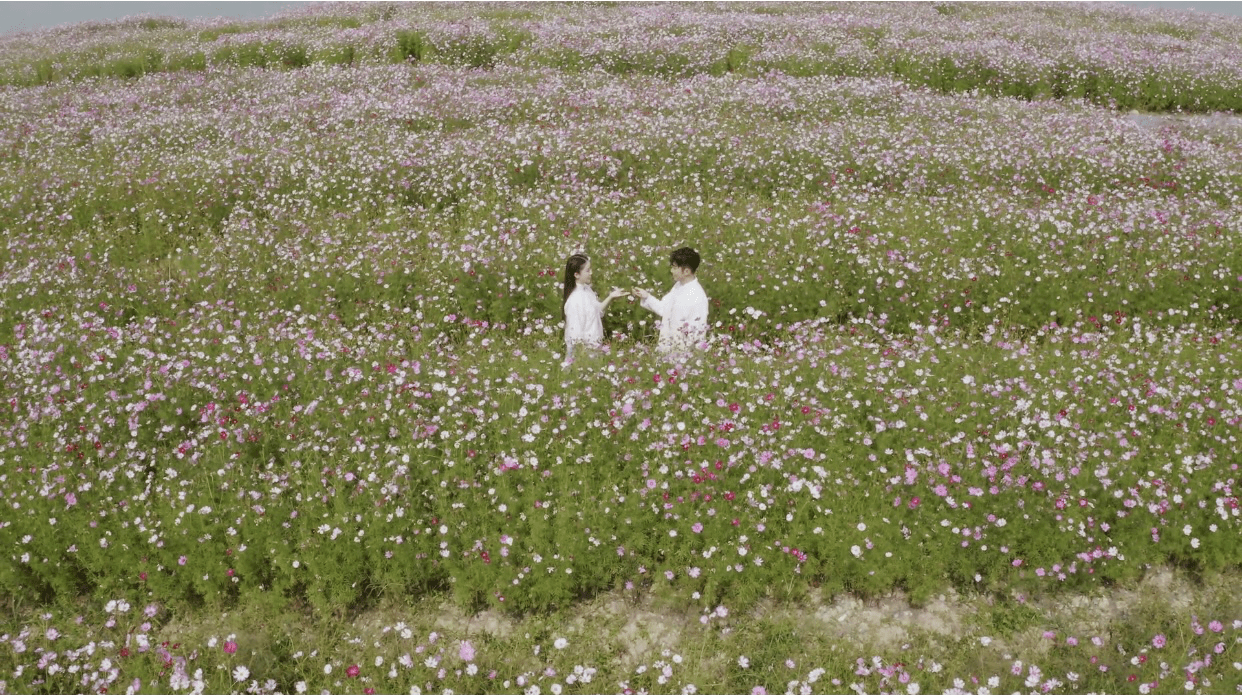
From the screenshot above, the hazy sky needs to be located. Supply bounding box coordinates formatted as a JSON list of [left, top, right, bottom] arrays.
[[0, 2, 308, 35], [1, 1, 1241, 36]]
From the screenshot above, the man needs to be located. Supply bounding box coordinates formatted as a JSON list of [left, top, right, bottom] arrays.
[[633, 246, 709, 356]]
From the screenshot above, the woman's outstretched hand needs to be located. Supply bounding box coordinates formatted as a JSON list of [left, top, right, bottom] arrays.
[[607, 287, 629, 301]]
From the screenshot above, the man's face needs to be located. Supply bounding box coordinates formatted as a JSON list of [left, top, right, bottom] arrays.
[[671, 264, 692, 283]]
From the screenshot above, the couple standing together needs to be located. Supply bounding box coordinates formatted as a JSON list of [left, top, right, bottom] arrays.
[[562, 246, 708, 362]]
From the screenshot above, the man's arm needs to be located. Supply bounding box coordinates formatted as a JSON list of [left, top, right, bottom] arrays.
[[639, 289, 672, 318], [691, 287, 709, 328]]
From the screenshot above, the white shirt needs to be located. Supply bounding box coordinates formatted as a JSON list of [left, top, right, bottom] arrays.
[[641, 277, 708, 354], [563, 285, 604, 358]]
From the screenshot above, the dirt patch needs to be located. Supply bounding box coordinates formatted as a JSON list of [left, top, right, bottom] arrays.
[[159, 567, 1240, 665], [833, 591, 970, 644], [463, 609, 516, 639], [146, 566, 1241, 681], [1034, 567, 1198, 635], [342, 567, 1241, 658], [571, 593, 691, 668], [750, 587, 975, 649], [347, 598, 517, 642], [430, 602, 516, 640], [588, 568, 1240, 656], [348, 591, 693, 667]]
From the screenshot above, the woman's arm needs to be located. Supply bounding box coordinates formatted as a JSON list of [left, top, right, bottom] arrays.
[[599, 287, 628, 312]]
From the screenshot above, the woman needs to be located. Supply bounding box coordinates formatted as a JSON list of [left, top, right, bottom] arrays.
[[562, 254, 627, 362]]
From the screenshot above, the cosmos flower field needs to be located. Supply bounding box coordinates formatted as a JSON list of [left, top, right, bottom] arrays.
[[1, 2, 1241, 694]]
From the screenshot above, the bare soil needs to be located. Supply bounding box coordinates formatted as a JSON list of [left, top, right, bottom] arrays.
[[335, 567, 1242, 664]]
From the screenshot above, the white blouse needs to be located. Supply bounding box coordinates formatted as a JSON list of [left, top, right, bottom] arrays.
[[640, 277, 709, 354], [563, 285, 605, 358]]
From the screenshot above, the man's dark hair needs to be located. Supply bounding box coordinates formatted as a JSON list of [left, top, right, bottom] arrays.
[[670, 247, 700, 273]]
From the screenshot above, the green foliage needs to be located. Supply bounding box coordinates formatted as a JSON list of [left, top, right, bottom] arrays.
[[166, 50, 207, 72], [318, 43, 357, 67], [434, 27, 531, 70], [139, 18, 183, 31], [198, 25, 248, 43], [393, 30, 429, 63], [983, 598, 1042, 638], [712, 46, 753, 75], [107, 48, 164, 79], [211, 41, 313, 70]]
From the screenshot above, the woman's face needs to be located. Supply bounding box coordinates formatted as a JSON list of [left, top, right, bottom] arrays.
[[575, 260, 592, 285]]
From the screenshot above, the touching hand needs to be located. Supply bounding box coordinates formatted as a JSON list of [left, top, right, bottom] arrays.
[[633, 287, 649, 300], [608, 287, 628, 300]]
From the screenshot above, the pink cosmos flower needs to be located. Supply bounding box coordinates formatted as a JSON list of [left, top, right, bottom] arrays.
[[459, 640, 475, 662]]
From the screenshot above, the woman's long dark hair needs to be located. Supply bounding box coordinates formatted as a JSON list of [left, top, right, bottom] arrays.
[[562, 254, 589, 320]]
